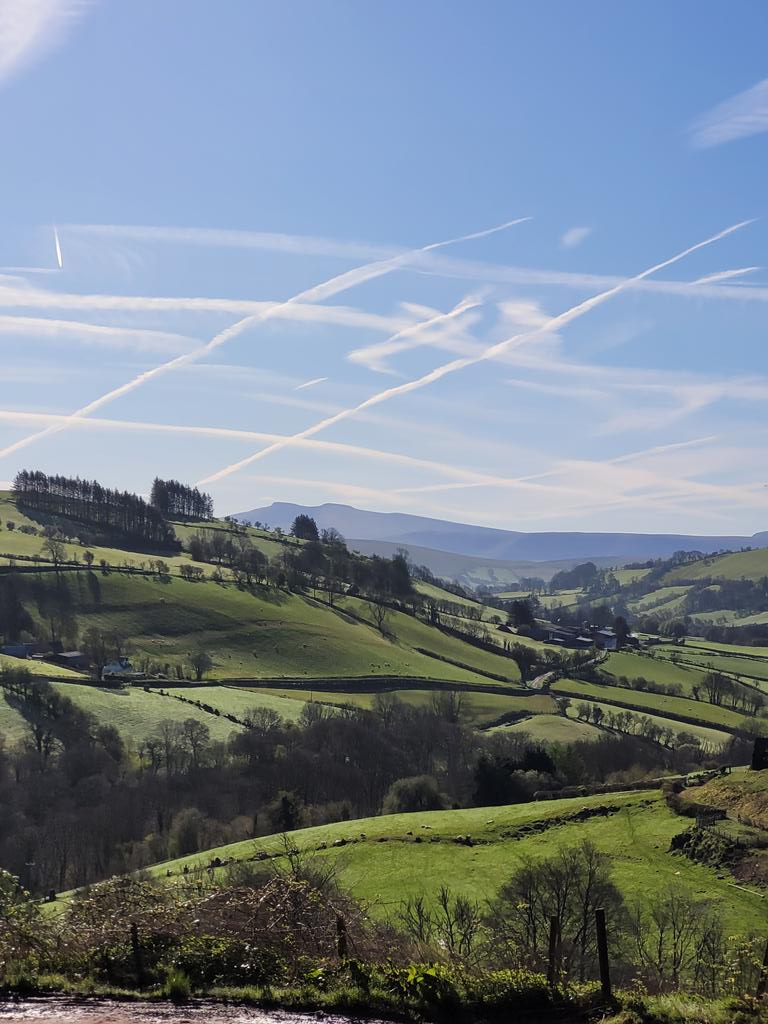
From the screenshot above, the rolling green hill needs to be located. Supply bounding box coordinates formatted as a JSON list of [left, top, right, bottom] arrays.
[[492, 713, 604, 744], [602, 650, 708, 693], [51, 683, 243, 744], [0, 653, 84, 679], [663, 547, 768, 583], [562, 697, 731, 748], [140, 789, 766, 933], [8, 570, 523, 685], [552, 677, 762, 733], [164, 683, 555, 727]]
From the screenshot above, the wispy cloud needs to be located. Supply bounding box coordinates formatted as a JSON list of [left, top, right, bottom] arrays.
[[691, 267, 760, 285], [67, 223, 397, 262], [560, 226, 592, 249], [293, 377, 328, 391], [690, 78, 768, 148], [0, 217, 528, 463], [0, 408, 578, 497], [0, 314, 197, 353], [0, 0, 92, 87], [348, 295, 483, 374], [199, 221, 751, 486], [0, 281, 414, 329]]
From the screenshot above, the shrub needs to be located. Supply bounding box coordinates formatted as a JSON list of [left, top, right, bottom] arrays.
[[163, 967, 191, 1003]]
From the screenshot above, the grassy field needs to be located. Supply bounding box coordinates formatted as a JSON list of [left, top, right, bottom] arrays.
[[602, 650, 708, 693], [335, 595, 521, 683], [538, 589, 583, 610], [240, 685, 556, 725], [612, 567, 654, 585], [551, 677, 760, 732], [413, 581, 500, 622], [143, 790, 766, 933], [628, 585, 691, 616], [165, 685, 311, 723], [14, 571, 525, 685], [0, 692, 31, 742], [563, 698, 731, 748], [663, 547, 768, 583], [493, 713, 604, 744], [678, 637, 768, 658], [0, 653, 84, 679], [688, 609, 768, 627], [655, 648, 768, 685], [51, 683, 242, 744]]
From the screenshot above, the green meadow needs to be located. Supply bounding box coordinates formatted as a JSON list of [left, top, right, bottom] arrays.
[[552, 677, 760, 732], [51, 683, 242, 744], [144, 790, 766, 933], [663, 547, 768, 583], [563, 698, 731, 748], [14, 571, 525, 685]]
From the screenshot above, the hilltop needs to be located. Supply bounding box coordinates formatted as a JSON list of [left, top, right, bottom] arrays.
[[237, 500, 768, 577]]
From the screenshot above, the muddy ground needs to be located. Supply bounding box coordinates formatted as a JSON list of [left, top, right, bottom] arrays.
[[0, 1000, 386, 1024]]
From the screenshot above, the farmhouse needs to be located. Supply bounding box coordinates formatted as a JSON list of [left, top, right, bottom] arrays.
[[51, 651, 89, 671], [546, 626, 594, 649], [546, 625, 621, 650], [594, 628, 618, 651], [102, 656, 135, 681]]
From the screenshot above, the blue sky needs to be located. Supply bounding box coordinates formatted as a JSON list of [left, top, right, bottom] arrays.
[[0, 0, 767, 534]]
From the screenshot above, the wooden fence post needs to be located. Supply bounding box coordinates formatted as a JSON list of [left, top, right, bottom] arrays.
[[336, 914, 348, 958], [547, 915, 560, 990], [130, 921, 145, 986], [756, 937, 768, 998], [595, 908, 612, 1000]]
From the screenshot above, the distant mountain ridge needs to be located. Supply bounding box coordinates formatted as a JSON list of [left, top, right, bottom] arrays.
[[234, 502, 768, 583]]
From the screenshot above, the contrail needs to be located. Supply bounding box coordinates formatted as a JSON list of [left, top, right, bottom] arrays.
[[0, 408, 581, 496], [293, 377, 328, 391], [199, 220, 752, 486], [53, 227, 63, 270], [691, 266, 759, 285], [348, 294, 483, 373], [0, 217, 529, 464]]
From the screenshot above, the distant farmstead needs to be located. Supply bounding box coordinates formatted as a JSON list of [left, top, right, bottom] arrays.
[[545, 625, 623, 651], [51, 651, 90, 671], [102, 656, 136, 681]]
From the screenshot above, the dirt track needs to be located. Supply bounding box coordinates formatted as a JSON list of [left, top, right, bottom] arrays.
[[0, 1000, 385, 1024]]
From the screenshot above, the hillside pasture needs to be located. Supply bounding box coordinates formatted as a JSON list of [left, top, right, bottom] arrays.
[[241, 685, 556, 726], [612, 567, 654, 585], [628, 585, 690, 616], [654, 648, 768, 686], [0, 654, 84, 679], [552, 678, 760, 733], [602, 650, 707, 694], [165, 685, 310, 723], [0, 693, 30, 742], [678, 637, 768, 658], [335, 595, 522, 683], [17, 572, 519, 685], [414, 581, 500, 622], [50, 683, 243, 744], [144, 791, 765, 933], [492, 713, 604, 744], [663, 548, 768, 584], [563, 697, 731, 748]]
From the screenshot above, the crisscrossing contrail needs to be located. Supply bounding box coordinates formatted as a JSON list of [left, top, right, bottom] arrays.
[[0, 217, 529, 463], [198, 220, 752, 486]]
